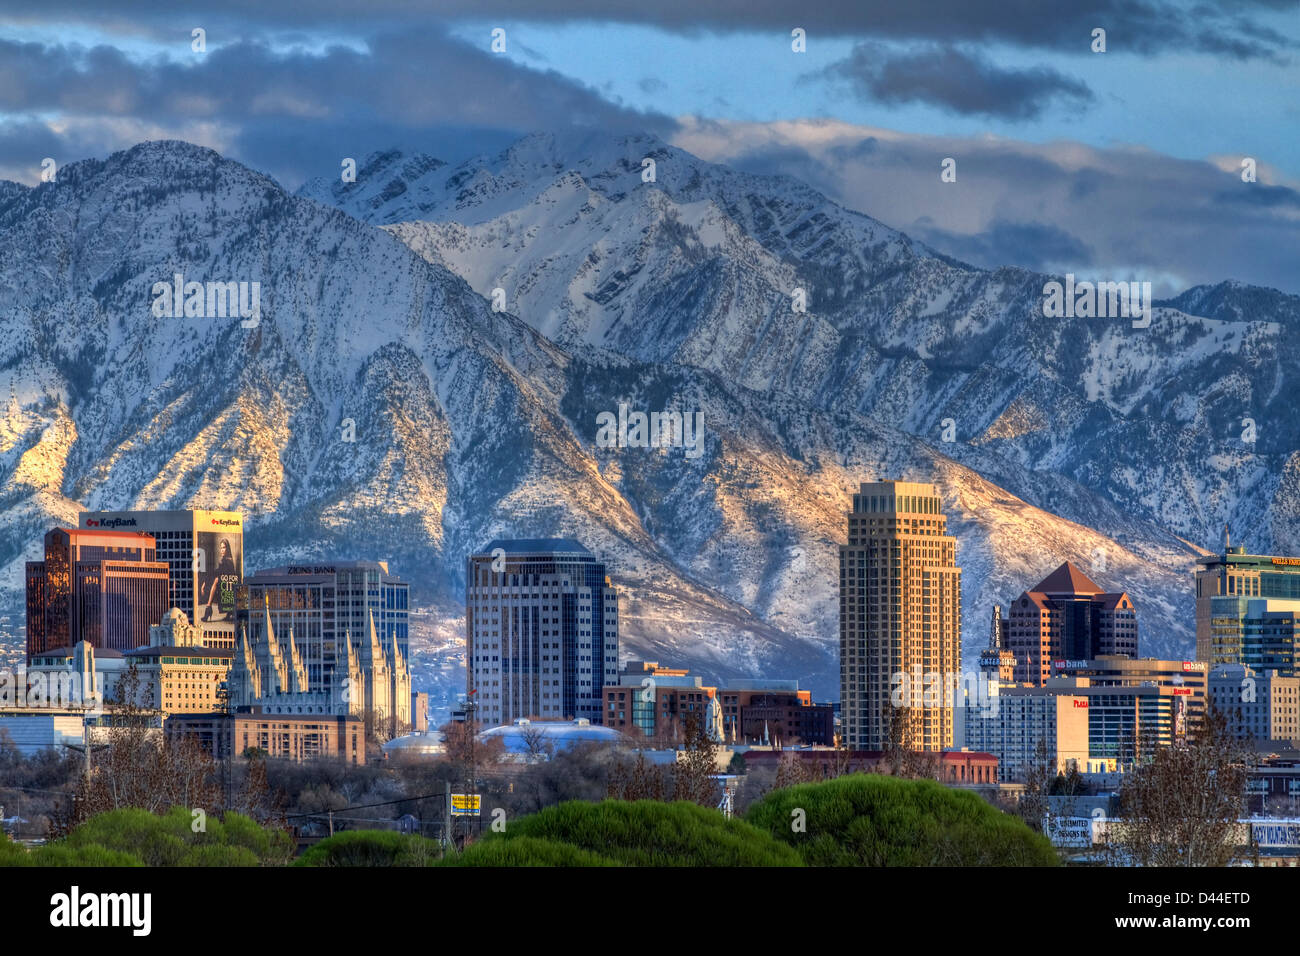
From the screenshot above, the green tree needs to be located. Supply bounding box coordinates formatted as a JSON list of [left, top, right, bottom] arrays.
[[445, 799, 803, 867], [746, 774, 1059, 866], [295, 830, 444, 867]]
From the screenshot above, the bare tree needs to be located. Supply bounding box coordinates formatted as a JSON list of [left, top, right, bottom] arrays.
[[882, 705, 942, 780], [518, 722, 554, 762], [774, 753, 819, 788], [439, 719, 478, 765], [1019, 738, 1056, 834], [671, 712, 718, 806], [1107, 708, 1253, 867], [607, 751, 669, 801]]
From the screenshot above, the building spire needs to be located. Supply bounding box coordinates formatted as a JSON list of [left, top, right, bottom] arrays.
[[1224, 523, 1231, 552]]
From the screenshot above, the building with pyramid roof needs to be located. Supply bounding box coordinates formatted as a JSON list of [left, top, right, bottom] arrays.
[[1006, 562, 1138, 685]]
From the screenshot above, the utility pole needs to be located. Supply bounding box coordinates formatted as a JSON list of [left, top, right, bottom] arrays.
[[216, 680, 232, 810], [443, 780, 452, 852], [82, 710, 92, 782], [468, 696, 477, 796], [467, 694, 478, 847]]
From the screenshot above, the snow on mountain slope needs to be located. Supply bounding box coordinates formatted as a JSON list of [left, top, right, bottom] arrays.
[[0, 137, 1255, 706], [305, 133, 1300, 574]]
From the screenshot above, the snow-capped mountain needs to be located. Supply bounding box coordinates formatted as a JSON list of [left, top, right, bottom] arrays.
[[0, 134, 1282, 708], [300, 132, 1300, 568]]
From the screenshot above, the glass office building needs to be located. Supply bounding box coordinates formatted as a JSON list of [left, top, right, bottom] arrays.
[[242, 561, 409, 691], [465, 539, 619, 727]]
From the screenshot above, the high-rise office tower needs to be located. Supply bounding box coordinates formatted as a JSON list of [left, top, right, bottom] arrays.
[[1205, 597, 1300, 677], [25, 528, 171, 657], [839, 480, 961, 751], [242, 561, 410, 691], [1007, 562, 1138, 685], [79, 509, 244, 648], [465, 539, 619, 728], [1196, 528, 1300, 666]]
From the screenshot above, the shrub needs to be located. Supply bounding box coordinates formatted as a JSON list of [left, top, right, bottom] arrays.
[[53, 806, 291, 866], [211, 812, 294, 864], [0, 831, 29, 866], [459, 800, 802, 867], [61, 808, 189, 866], [436, 836, 615, 867], [179, 844, 262, 867], [745, 774, 1059, 866], [28, 844, 145, 867], [295, 830, 445, 867], [0, 830, 143, 867]]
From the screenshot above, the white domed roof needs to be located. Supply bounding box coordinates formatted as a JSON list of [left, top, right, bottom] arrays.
[[382, 731, 446, 755], [477, 718, 625, 753]]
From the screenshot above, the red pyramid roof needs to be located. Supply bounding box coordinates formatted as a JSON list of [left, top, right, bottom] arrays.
[[1032, 561, 1103, 595]]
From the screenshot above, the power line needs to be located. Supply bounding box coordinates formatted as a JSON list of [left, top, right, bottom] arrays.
[[283, 790, 447, 819]]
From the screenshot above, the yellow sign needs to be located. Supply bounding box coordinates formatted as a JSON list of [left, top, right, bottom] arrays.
[[451, 794, 481, 816]]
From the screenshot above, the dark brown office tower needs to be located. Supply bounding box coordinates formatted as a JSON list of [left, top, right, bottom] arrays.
[[25, 528, 171, 658], [1007, 562, 1138, 685]]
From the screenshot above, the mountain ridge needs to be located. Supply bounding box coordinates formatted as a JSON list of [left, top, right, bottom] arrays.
[[0, 135, 1275, 711]]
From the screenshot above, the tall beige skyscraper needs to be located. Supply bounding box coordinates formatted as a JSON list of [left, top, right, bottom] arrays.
[[840, 480, 962, 750]]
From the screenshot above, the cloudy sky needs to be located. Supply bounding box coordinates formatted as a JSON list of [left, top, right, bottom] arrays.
[[2, 0, 1297, 294]]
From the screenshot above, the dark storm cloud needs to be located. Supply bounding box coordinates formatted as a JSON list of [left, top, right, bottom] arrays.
[[10, 0, 1295, 60], [0, 29, 674, 186], [0, 32, 669, 128], [675, 119, 1300, 295], [1212, 183, 1300, 208], [911, 218, 1096, 271], [821, 43, 1094, 119]]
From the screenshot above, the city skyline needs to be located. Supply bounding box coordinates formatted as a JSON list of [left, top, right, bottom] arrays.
[[0, 0, 1292, 885]]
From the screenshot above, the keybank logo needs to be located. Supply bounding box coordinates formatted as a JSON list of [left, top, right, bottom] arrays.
[[151, 273, 261, 328], [210, 518, 240, 528], [50, 886, 151, 936], [84, 517, 137, 528]]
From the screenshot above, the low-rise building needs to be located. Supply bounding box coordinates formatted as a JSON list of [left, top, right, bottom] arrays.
[[120, 643, 233, 715], [0, 711, 87, 756], [719, 680, 834, 746], [1209, 664, 1300, 744], [738, 748, 998, 785], [603, 661, 720, 744], [165, 711, 365, 764]]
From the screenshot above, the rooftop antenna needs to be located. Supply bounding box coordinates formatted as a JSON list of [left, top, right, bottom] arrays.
[[1223, 523, 1230, 552]]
